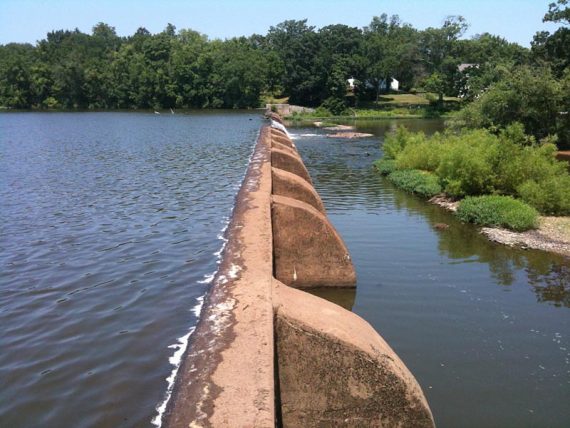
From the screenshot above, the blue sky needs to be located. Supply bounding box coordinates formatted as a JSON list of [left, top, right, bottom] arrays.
[[0, 0, 562, 46]]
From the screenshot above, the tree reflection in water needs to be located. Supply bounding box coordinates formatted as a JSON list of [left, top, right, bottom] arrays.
[[390, 183, 570, 308], [292, 119, 570, 309]]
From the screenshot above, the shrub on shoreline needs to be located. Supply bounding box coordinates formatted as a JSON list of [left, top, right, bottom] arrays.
[[373, 159, 397, 175], [380, 124, 570, 215], [387, 170, 442, 198], [456, 196, 538, 231]]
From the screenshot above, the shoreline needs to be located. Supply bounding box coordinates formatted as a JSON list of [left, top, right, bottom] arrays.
[[429, 196, 570, 258], [285, 113, 452, 121]]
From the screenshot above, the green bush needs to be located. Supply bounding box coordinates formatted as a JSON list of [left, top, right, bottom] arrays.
[[517, 175, 570, 215], [321, 97, 348, 116], [436, 131, 498, 197], [394, 133, 443, 172], [383, 127, 426, 159], [378, 124, 570, 214], [456, 195, 538, 231], [387, 170, 442, 198], [450, 66, 568, 149], [373, 159, 397, 175], [313, 106, 332, 117]]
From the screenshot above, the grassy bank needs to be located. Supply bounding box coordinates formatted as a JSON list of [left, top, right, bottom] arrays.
[[374, 124, 570, 231], [284, 92, 460, 121]]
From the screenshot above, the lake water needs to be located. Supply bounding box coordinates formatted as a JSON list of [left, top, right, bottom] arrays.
[[0, 111, 261, 427], [2, 113, 569, 427], [290, 119, 570, 428]]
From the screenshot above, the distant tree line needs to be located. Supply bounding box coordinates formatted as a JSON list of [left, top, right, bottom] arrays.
[[0, 3, 567, 120], [0, 15, 528, 110]]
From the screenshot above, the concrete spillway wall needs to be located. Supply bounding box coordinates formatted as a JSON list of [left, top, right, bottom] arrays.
[[163, 115, 434, 427]]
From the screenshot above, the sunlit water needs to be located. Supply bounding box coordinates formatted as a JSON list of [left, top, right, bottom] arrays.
[[0, 111, 261, 427], [290, 119, 570, 428], [2, 113, 569, 427]]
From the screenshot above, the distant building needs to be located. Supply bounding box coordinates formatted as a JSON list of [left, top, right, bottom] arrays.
[[379, 78, 399, 92], [458, 63, 479, 73], [355, 77, 400, 92]]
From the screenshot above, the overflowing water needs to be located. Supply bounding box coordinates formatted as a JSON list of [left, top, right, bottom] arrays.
[[0, 111, 261, 427], [290, 119, 570, 428]]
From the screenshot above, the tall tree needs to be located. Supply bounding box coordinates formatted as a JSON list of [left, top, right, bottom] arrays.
[[532, 0, 569, 77], [363, 14, 418, 99], [419, 16, 468, 102]]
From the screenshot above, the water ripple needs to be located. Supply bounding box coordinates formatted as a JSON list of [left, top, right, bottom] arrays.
[[0, 111, 261, 427]]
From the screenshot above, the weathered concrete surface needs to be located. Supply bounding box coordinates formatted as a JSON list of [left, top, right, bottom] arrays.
[[164, 127, 275, 428], [272, 141, 302, 160], [270, 127, 289, 138], [267, 112, 285, 124], [271, 148, 313, 185], [274, 280, 434, 427], [165, 117, 433, 428], [271, 133, 295, 149], [272, 167, 326, 213], [272, 195, 356, 288]]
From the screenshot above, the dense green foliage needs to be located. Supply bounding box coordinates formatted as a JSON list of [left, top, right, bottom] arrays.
[[0, 24, 276, 109], [373, 159, 397, 175], [451, 66, 570, 148], [381, 125, 570, 215], [372, 2, 569, 229], [532, 0, 570, 77], [456, 196, 538, 231], [386, 170, 442, 198], [1, 2, 567, 147], [448, 0, 570, 148], [0, 14, 531, 111]]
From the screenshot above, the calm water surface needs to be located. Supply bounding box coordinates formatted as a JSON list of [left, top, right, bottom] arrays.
[[290, 119, 570, 428], [0, 112, 261, 427]]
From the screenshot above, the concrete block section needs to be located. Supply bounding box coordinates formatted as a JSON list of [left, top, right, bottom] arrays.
[[272, 167, 326, 214], [270, 127, 288, 137], [272, 195, 356, 288], [271, 133, 295, 149], [163, 126, 275, 428], [272, 141, 301, 159], [273, 281, 435, 428], [271, 148, 313, 185], [266, 112, 284, 124]]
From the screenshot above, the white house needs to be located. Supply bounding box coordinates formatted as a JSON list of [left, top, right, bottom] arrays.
[[379, 78, 399, 91], [350, 77, 400, 92], [458, 63, 479, 73]]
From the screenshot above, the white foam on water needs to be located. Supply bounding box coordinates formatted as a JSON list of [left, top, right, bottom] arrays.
[[271, 120, 291, 138], [151, 295, 204, 427], [197, 273, 215, 284], [151, 127, 261, 428], [289, 132, 320, 139]]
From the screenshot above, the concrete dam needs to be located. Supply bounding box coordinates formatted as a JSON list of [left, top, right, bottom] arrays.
[[163, 114, 434, 427]]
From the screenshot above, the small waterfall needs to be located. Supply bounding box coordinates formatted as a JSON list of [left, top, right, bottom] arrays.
[[271, 120, 291, 138]]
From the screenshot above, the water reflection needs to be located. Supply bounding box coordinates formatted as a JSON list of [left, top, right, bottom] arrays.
[[290, 118, 570, 427], [307, 288, 356, 311], [389, 182, 570, 307], [290, 120, 570, 309], [528, 263, 570, 308], [0, 112, 261, 427]]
